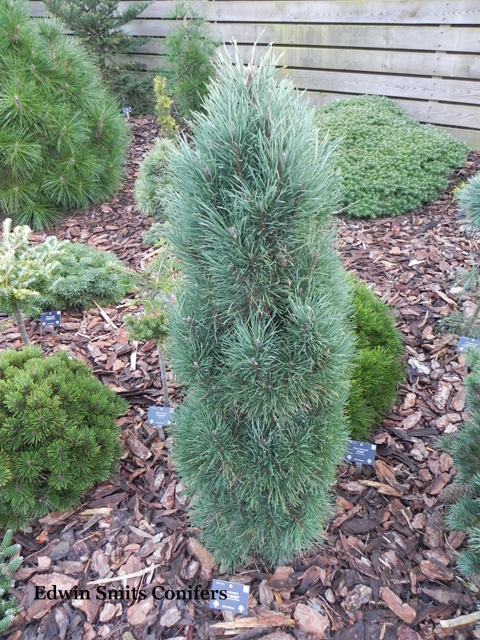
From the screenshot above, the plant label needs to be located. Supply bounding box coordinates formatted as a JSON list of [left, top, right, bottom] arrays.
[[40, 311, 61, 327], [147, 406, 174, 427], [457, 336, 480, 352], [209, 579, 250, 615], [122, 106, 131, 120], [345, 440, 376, 466]]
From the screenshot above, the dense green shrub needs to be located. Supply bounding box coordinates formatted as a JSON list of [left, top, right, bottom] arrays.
[[164, 3, 218, 116], [44, 0, 156, 114], [442, 348, 480, 581], [166, 47, 354, 570], [0, 0, 128, 229], [0, 346, 127, 530], [0, 530, 22, 633], [314, 96, 468, 219], [349, 280, 404, 439], [38, 242, 135, 312], [134, 137, 175, 220]]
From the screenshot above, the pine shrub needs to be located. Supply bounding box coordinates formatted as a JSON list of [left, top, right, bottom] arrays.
[[0, 346, 127, 530], [38, 242, 135, 312], [349, 279, 404, 439], [314, 96, 468, 219], [441, 347, 480, 581], [0, 0, 128, 229], [166, 47, 355, 569], [164, 3, 218, 116], [134, 137, 175, 220], [44, 0, 156, 114], [0, 530, 22, 633]]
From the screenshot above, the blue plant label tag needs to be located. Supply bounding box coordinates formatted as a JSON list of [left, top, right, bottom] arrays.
[[209, 579, 250, 615], [122, 106, 132, 119], [345, 440, 376, 466], [147, 406, 174, 427], [457, 336, 480, 353], [40, 311, 61, 327]]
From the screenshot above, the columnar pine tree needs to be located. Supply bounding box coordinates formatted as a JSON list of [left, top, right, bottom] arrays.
[[166, 47, 355, 569]]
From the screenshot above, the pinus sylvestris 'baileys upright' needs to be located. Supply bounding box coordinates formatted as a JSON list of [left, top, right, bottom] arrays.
[[166, 47, 355, 569]]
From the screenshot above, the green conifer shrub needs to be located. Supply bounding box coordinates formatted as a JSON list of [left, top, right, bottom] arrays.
[[0, 0, 128, 229], [38, 242, 135, 312], [314, 96, 468, 219], [0, 346, 127, 530], [134, 138, 175, 220], [165, 47, 355, 570], [43, 0, 156, 114], [0, 218, 67, 345], [164, 3, 219, 116], [441, 348, 480, 581], [0, 530, 22, 633], [348, 279, 404, 439]]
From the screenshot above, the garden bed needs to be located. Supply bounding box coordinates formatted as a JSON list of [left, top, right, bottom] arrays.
[[1, 117, 479, 640]]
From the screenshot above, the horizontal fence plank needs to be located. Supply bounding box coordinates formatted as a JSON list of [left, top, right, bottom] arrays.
[[437, 126, 480, 149], [226, 45, 480, 79], [118, 1, 480, 26], [281, 68, 480, 105], [308, 91, 480, 129], [131, 22, 480, 53], [130, 44, 480, 80]]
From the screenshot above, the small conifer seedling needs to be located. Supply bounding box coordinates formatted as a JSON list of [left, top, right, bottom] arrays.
[[0, 346, 127, 530], [166, 47, 355, 569], [124, 231, 178, 407]]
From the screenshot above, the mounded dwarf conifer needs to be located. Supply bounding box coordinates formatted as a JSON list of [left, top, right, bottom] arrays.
[[166, 47, 355, 569], [0, 0, 128, 229], [0, 347, 127, 530]]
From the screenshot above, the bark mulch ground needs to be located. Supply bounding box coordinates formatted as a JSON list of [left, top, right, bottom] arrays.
[[1, 117, 480, 640]]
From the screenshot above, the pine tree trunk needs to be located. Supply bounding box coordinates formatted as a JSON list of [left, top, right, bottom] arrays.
[[157, 343, 169, 407], [11, 302, 30, 346]]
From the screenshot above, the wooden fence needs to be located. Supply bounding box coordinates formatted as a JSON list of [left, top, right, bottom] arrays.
[[30, 0, 480, 149]]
